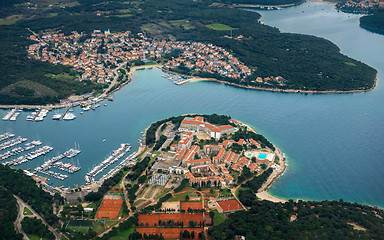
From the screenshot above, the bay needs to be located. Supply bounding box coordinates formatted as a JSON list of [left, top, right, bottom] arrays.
[[1, 1, 383, 208]]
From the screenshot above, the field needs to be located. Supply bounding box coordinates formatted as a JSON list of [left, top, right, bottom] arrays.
[[67, 219, 94, 233], [206, 23, 235, 31], [23, 207, 33, 215]]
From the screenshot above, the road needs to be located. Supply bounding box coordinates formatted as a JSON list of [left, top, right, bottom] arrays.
[[100, 62, 127, 99], [14, 196, 28, 240], [13, 195, 62, 240]]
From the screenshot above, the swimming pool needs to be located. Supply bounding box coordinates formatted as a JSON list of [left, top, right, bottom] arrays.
[[258, 153, 267, 160]]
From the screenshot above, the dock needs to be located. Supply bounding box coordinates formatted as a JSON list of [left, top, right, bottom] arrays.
[[59, 106, 71, 120]]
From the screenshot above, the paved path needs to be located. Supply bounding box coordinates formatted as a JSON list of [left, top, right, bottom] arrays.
[[13, 195, 62, 240], [14, 196, 28, 240]]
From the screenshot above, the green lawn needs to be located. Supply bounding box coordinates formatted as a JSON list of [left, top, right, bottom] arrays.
[[206, 23, 235, 31], [23, 206, 33, 215], [170, 191, 198, 202], [27, 234, 48, 240], [110, 226, 135, 240], [213, 210, 226, 226]]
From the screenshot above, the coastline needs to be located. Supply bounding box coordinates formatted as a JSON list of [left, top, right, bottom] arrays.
[[184, 74, 378, 94], [240, 122, 289, 204], [0, 64, 377, 109]]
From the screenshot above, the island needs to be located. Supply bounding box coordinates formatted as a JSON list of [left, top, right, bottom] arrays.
[[0, 0, 378, 106]]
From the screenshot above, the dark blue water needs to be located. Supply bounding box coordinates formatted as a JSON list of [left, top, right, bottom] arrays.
[[1, 2, 384, 208]]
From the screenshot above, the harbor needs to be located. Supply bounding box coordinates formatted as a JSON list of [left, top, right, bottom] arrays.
[[85, 143, 131, 184]]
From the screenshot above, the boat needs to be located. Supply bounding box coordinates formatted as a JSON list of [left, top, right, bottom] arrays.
[[103, 139, 106, 142], [108, 97, 114, 101], [82, 106, 91, 111], [104, 104, 107, 106], [52, 114, 62, 120], [80, 112, 84, 114], [63, 113, 76, 120]]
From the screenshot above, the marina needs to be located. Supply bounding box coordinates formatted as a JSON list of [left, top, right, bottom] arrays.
[[0, 132, 15, 142], [4, 145, 53, 166], [0, 140, 42, 160], [85, 143, 131, 184], [0, 136, 28, 150], [26, 109, 49, 121], [2, 108, 22, 121], [162, 73, 189, 84]]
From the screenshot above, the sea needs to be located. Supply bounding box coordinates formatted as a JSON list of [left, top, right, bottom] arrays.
[[1, 2, 383, 208]]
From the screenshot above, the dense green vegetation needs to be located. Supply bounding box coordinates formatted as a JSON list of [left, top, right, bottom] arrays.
[[223, 0, 304, 5], [360, 13, 384, 35], [0, 165, 59, 225], [0, 188, 22, 240], [21, 217, 55, 240], [233, 126, 275, 151], [0, 0, 378, 105], [209, 199, 384, 239], [238, 168, 273, 206]]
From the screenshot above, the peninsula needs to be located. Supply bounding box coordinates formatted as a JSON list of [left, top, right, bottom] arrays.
[[0, 0, 378, 106], [2, 114, 384, 239]]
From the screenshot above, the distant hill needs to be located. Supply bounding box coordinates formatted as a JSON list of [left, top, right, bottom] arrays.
[[222, 0, 304, 6], [360, 13, 384, 35]]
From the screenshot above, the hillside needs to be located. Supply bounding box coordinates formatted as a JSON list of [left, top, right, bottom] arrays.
[[0, 0, 378, 105]]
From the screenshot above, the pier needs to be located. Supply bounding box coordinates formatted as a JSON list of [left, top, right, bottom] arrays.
[[59, 106, 72, 120]]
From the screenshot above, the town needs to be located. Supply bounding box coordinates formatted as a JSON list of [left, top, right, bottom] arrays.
[[27, 29, 288, 96], [55, 114, 286, 239]]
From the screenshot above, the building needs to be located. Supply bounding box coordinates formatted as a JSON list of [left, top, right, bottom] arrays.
[[179, 116, 234, 139]]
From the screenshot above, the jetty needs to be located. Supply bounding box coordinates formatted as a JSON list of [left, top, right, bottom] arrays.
[[85, 143, 131, 184], [59, 106, 71, 120]]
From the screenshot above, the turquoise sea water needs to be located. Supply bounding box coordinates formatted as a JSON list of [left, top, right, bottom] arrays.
[[1, 2, 384, 208]]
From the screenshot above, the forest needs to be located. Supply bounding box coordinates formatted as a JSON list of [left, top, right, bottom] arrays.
[[0, 0, 378, 105], [209, 199, 384, 239], [222, 0, 304, 5], [0, 165, 59, 226], [360, 13, 384, 35], [0, 188, 22, 240]]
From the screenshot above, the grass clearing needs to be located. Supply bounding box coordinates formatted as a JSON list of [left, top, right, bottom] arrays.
[[170, 191, 198, 202], [27, 234, 48, 240], [213, 210, 226, 226], [206, 23, 235, 31], [45, 72, 75, 80], [23, 207, 33, 215], [49, 13, 58, 17], [0, 15, 24, 25], [345, 62, 357, 67]]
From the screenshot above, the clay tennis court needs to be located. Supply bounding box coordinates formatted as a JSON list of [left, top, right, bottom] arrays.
[[137, 227, 203, 239], [95, 194, 124, 219], [216, 198, 243, 212], [181, 201, 203, 211]]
